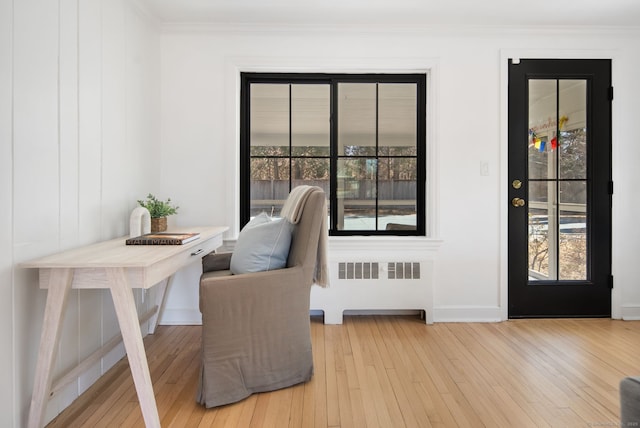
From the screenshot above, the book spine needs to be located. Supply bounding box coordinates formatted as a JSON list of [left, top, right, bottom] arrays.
[[126, 238, 184, 245]]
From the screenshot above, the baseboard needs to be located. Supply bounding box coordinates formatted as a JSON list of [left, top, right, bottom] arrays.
[[157, 305, 631, 324], [621, 305, 640, 320], [159, 308, 202, 325], [433, 305, 504, 322]]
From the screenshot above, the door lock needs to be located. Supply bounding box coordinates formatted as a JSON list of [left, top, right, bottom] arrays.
[[512, 179, 522, 189], [511, 197, 526, 207]]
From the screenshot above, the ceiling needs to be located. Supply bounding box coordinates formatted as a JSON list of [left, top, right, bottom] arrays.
[[140, 0, 640, 27]]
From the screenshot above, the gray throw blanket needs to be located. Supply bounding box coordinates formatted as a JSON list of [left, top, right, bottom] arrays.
[[281, 185, 329, 287]]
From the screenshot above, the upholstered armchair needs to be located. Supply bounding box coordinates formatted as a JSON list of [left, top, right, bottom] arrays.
[[197, 186, 327, 408]]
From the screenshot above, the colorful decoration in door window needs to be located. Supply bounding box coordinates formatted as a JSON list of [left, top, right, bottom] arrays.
[[559, 115, 568, 130], [529, 129, 546, 152], [529, 115, 568, 152]]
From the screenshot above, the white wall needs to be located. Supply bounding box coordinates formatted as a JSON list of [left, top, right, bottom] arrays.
[[159, 25, 640, 323], [3, 4, 640, 424], [0, 0, 161, 426], [0, 0, 14, 423]]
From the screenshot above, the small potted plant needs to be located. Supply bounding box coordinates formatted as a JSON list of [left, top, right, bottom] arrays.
[[137, 193, 179, 232]]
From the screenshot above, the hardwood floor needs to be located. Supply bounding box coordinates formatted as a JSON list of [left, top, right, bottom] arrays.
[[46, 316, 640, 427]]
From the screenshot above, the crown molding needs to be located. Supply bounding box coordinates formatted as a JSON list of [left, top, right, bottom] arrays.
[[159, 21, 640, 37]]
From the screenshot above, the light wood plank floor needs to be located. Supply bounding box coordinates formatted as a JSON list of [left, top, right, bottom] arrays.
[[46, 316, 640, 427]]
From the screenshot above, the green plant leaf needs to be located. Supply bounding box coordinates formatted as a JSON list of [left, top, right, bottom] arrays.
[[137, 193, 179, 218]]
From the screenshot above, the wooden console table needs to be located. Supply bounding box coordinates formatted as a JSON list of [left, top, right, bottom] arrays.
[[20, 226, 227, 428]]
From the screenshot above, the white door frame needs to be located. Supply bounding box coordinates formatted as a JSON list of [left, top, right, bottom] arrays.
[[499, 48, 620, 320]]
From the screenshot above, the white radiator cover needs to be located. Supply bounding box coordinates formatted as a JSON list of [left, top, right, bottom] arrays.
[[311, 237, 441, 324]]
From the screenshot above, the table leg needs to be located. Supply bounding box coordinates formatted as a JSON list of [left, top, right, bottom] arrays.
[[106, 268, 161, 428], [147, 275, 174, 335], [28, 268, 73, 428]]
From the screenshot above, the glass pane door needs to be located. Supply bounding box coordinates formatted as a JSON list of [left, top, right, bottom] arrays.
[[508, 58, 611, 318]]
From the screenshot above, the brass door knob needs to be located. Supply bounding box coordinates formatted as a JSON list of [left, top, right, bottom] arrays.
[[512, 197, 526, 207]]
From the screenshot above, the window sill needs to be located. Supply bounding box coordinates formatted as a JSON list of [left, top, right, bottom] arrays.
[[328, 235, 443, 253]]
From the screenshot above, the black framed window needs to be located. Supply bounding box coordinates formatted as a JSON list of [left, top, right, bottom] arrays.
[[240, 73, 426, 236]]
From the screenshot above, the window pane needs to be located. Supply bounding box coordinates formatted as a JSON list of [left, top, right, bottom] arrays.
[[528, 80, 556, 180], [559, 80, 587, 179], [528, 181, 551, 280], [559, 181, 587, 280], [337, 158, 377, 230], [292, 84, 330, 156], [338, 83, 376, 156], [250, 158, 289, 217], [250, 84, 289, 156], [379, 83, 417, 156], [378, 158, 417, 230], [291, 158, 330, 191]]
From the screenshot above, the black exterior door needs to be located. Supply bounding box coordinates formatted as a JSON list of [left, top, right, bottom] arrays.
[[508, 59, 612, 318]]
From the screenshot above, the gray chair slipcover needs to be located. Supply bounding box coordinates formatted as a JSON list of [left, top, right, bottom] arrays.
[[197, 187, 325, 408], [620, 376, 640, 426]]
